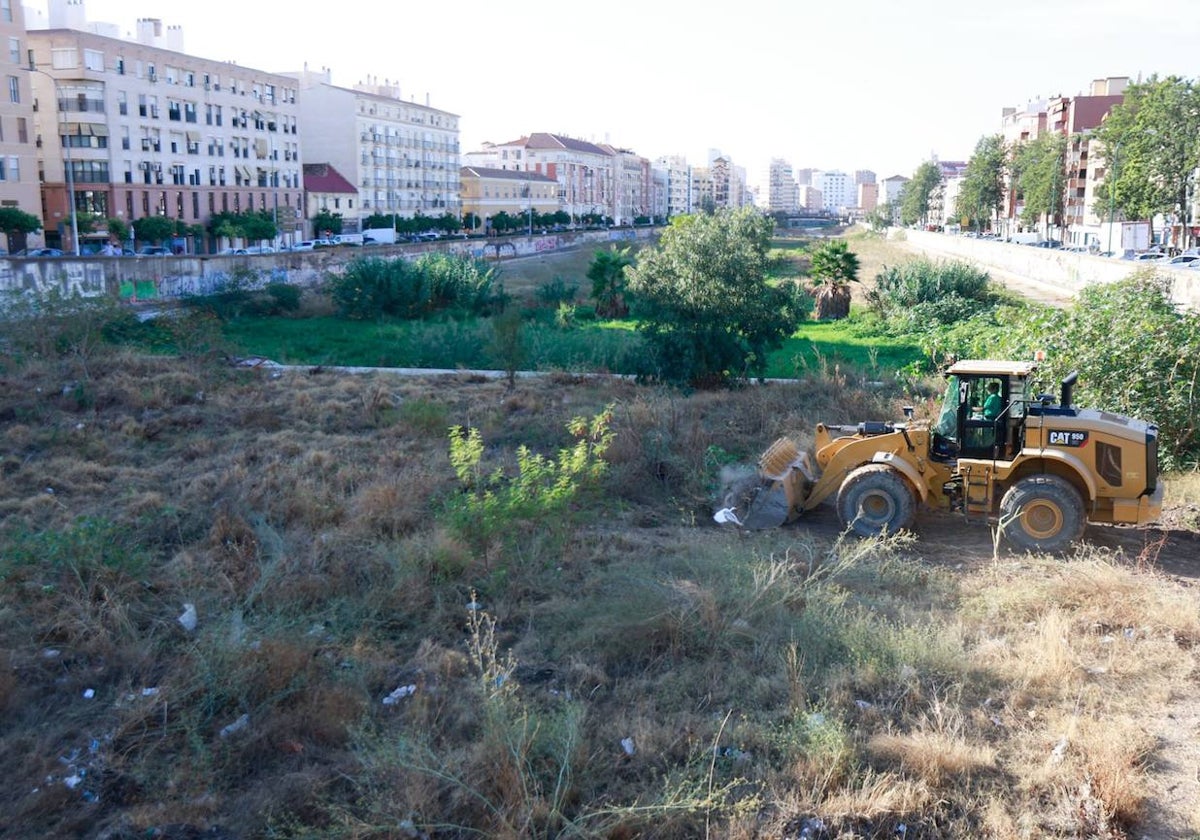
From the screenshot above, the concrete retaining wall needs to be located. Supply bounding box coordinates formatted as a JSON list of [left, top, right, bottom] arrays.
[[0, 227, 652, 302], [900, 229, 1200, 312]]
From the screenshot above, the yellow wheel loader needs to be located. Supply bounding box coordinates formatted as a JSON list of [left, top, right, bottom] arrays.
[[716, 360, 1163, 553]]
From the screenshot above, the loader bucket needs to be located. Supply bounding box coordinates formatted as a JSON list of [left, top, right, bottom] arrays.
[[713, 437, 818, 529]]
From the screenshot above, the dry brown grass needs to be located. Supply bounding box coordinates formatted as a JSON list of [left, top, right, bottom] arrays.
[[2, 340, 1199, 838]]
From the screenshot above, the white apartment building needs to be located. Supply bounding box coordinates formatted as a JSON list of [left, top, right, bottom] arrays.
[[878, 174, 908, 211], [763, 158, 798, 213], [653, 154, 692, 218], [290, 69, 459, 231], [26, 20, 303, 252], [817, 169, 854, 213], [0, 0, 41, 243]]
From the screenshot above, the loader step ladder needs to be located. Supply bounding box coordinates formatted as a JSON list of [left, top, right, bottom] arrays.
[[962, 464, 994, 517]]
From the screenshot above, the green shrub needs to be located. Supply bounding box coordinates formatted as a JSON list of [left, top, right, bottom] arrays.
[[867, 259, 996, 331], [328, 254, 501, 320], [535, 276, 579, 306]]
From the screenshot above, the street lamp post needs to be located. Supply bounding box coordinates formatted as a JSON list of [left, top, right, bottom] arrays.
[[1106, 142, 1120, 255], [27, 66, 80, 256]]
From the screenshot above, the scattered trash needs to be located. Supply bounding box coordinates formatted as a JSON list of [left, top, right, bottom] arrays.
[[466, 600, 483, 611], [1123, 627, 1136, 640], [82, 689, 95, 699], [714, 746, 752, 763], [177, 603, 198, 632], [713, 507, 742, 526], [797, 816, 826, 838], [1099, 635, 1115, 645], [44, 487, 55, 495], [1086, 666, 1108, 675], [854, 699, 872, 710], [219, 714, 250, 739], [1050, 735, 1068, 763], [41, 648, 61, 659], [990, 715, 1002, 727], [894, 823, 908, 837], [806, 712, 826, 727], [64, 773, 84, 790], [75, 423, 85, 430], [383, 685, 417, 705], [141, 687, 160, 697], [620, 737, 636, 756]]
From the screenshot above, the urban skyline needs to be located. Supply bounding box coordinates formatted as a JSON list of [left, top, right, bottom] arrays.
[[21, 0, 1200, 181]]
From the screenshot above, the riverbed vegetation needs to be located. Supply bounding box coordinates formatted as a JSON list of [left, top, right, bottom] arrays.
[[3, 223, 1200, 837]]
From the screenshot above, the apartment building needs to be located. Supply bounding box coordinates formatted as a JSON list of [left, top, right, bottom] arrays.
[[302, 162, 356, 235], [465, 133, 620, 223], [817, 169, 854, 213], [1053, 78, 1128, 246], [857, 182, 878, 213], [854, 169, 876, 185], [0, 0, 42, 246], [878, 174, 908, 215], [653, 154, 692, 218], [763, 158, 799, 213], [290, 69, 459, 232], [459, 166, 558, 230], [606, 145, 651, 224], [26, 21, 303, 252], [797, 184, 823, 212]]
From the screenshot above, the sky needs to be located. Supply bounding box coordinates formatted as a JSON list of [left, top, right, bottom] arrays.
[[25, 0, 1200, 186]]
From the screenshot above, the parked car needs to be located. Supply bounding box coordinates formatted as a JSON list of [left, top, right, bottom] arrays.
[[288, 241, 316, 252], [1160, 254, 1200, 266], [218, 248, 249, 255], [14, 247, 64, 257], [137, 246, 171, 256]]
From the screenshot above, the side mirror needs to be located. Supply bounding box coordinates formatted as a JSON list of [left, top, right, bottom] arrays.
[[902, 406, 914, 419]]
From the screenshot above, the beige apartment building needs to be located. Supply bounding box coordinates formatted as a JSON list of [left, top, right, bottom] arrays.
[[26, 21, 303, 252], [465, 133, 638, 224], [290, 69, 459, 232], [653, 154, 691, 218], [0, 0, 42, 248], [459, 166, 558, 231]]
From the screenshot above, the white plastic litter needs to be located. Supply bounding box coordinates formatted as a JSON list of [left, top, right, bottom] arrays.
[[177, 603, 198, 632], [383, 684, 417, 705], [82, 689, 95, 699], [220, 714, 250, 739], [713, 508, 743, 526], [620, 737, 636, 756]]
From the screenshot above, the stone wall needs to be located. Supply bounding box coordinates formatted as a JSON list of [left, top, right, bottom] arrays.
[[0, 228, 652, 302], [898, 229, 1200, 312]]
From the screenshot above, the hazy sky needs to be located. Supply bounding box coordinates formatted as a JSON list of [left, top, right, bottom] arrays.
[[26, 0, 1200, 184]]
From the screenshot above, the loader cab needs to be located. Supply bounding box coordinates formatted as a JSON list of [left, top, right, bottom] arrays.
[[933, 360, 1036, 462]]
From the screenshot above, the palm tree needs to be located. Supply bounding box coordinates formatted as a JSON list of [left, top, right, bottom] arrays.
[[809, 239, 859, 320], [587, 246, 634, 318]]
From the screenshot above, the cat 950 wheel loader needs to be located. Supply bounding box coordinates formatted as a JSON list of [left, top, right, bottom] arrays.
[[715, 360, 1163, 553]]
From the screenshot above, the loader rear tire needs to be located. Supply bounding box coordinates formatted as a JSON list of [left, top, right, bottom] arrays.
[[999, 475, 1085, 554], [836, 465, 917, 538]]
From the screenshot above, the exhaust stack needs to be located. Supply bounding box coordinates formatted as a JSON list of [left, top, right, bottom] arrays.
[[1061, 370, 1079, 409]]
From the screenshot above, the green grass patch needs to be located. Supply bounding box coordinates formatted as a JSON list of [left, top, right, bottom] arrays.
[[222, 314, 648, 373], [767, 318, 924, 378]]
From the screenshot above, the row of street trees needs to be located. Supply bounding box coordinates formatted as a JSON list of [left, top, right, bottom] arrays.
[[950, 75, 1200, 245]]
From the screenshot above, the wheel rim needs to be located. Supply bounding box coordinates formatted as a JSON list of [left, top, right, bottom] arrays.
[[859, 491, 896, 526], [1023, 499, 1064, 539]]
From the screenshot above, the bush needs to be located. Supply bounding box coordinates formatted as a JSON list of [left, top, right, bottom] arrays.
[[328, 254, 501, 320], [867, 258, 996, 329], [535, 277, 579, 307]]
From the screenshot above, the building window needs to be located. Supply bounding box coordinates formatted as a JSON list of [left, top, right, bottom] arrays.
[[51, 48, 78, 69], [1, 0, 11, 23], [83, 49, 104, 71], [16, 116, 26, 144], [8, 37, 17, 64], [7, 75, 18, 103]]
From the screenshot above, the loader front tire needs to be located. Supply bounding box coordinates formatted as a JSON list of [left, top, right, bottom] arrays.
[[836, 465, 917, 537], [999, 475, 1085, 554]]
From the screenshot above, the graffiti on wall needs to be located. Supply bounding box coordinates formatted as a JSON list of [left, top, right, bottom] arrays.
[[0, 260, 108, 298]]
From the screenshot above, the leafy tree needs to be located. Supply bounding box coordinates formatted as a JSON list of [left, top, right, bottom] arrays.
[[463, 212, 482, 231], [865, 202, 892, 231], [1013, 132, 1067, 237], [240, 210, 277, 243], [133, 215, 177, 245], [587, 246, 634, 318], [106, 217, 130, 244], [808, 239, 860, 320], [900, 161, 942, 227], [956, 134, 1007, 231], [312, 210, 343, 236], [0, 207, 42, 252], [1096, 75, 1200, 248], [628, 208, 806, 387]]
